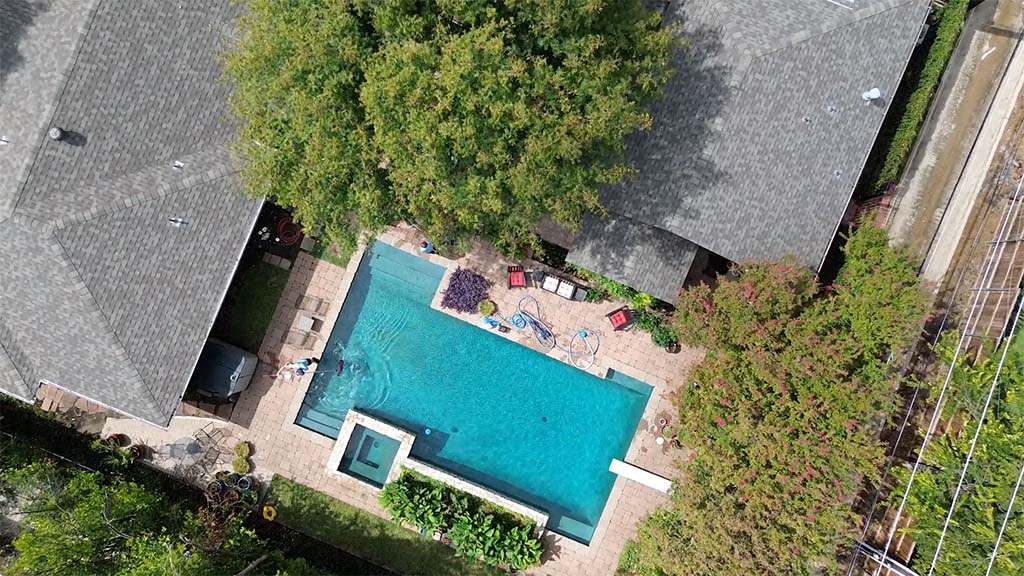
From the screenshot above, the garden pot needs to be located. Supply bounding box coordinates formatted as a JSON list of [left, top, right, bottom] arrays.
[[129, 444, 148, 460], [224, 472, 241, 487], [665, 343, 682, 354], [222, 488, 241, 507], [206, 480, 224, 497], [105, 433, 130, 448], [237, 475, 254, 491], [214, 470, 229, 481], [241, 489, 259, 508]]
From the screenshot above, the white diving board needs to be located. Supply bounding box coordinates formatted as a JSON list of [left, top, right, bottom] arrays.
[[609, 459, 674, 494]]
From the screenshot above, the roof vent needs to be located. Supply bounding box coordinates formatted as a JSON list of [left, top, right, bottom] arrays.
[[833, 169, 844, 179], [168, 217, 190, 227], [48, 127, 65, 141], [862, 88, 882, 104], [802, 116, 812, 124], [827, 105, 838, 114], [173, 160, 185, 170], [0, 136, 9, 146]]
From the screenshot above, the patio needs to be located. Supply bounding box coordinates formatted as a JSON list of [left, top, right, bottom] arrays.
[[103, 224, 703, 576]]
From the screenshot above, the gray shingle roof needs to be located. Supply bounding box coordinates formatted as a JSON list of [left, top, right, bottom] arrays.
[[0, 0, 260, 423], [571, 0, 929, 298], [567, 214, 697, 302]]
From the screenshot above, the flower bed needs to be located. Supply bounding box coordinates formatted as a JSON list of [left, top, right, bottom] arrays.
[[379, 468, 544, 571]]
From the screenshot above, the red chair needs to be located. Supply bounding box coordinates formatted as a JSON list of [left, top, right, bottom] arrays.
[[508, 265, 527, 289], [607, 307, 634, 331]]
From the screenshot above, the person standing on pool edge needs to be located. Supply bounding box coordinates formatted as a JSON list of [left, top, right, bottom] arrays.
[[419, 240, 434, 254]]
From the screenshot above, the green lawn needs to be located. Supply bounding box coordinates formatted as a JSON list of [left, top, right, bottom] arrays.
[[268, 476, 502, 576], [311, 239, 355, 268], [212, 260, 290, 353]]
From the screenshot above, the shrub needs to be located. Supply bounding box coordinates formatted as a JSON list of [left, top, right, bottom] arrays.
[[627, 225, 927, 575], [441, 268, 491, 313], [650, 324, 679, 348], [233, 441, 251, 459], [477, 300, 496, 316], [232, 455, 251, 475], [379, 469, 543, 570], [863, 0, 969, 194]]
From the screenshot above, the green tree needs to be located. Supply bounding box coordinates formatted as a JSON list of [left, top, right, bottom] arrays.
[[887, 334, 1024, 576], [625, 224, 927, 575], [226, 0, 674, 254], [0, 463, 313, 576]]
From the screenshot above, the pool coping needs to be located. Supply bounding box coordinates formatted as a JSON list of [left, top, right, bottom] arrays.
[[279, 234, 668, 558]]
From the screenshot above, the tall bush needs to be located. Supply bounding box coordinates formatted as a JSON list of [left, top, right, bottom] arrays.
[[625, 224, 927, 575]]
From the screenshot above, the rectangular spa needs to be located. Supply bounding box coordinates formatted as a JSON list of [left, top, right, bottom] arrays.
[[297, 242, 652, 543]]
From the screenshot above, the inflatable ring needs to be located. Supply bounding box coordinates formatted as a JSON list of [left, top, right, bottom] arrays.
[[262, 504, 277, 522]]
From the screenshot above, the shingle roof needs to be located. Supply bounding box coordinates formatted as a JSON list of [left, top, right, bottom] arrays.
[[569, 0, 929, 298], [567, 214, 697, 302], [0, 0, 260, 423]]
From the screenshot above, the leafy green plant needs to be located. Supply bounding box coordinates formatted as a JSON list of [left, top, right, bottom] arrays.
[[90, 438, 133, 469], [233, 441, 251, 459], [650, 324, 679, 348], [477, 300, 496, 316], [231, 455, 251, 475], [379, 469, 542, 569], [631, 292, 656, 310]]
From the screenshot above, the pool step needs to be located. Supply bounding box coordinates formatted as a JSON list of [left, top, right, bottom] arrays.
[[296, 406, 344, 438]]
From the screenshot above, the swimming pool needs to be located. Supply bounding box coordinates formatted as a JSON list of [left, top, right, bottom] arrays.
[[297, 242, 652, 543]]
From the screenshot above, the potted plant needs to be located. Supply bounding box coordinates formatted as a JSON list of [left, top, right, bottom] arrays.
[[129, 443, 149, 460], [232, 454, 251, 475], [477, 299, 496, 316], [105, 433, 130, 448], [650, 324, 680, 352], [206, 480, 224, 497], [237, 475, 256, 491]]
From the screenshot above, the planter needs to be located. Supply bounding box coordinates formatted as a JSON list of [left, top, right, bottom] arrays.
[[477, 299, 496, 316], [223, 472, 241, 487], [222, 488, 241, 507], [214, 470, 229, 482], [129, 444, 149, 460], [241, 489, 259, 508], [206, 480, 224, 497], [237, 475, 255, 491], [105, 433, 130, 448], [666, 343, 682, 354]]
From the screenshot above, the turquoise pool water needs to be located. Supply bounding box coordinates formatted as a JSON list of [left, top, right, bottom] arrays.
[[338, 424, 401, 488], [297, 242, 652, 543]]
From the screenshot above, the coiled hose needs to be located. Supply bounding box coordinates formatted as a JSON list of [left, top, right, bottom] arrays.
[[501, 296, 600, 370]]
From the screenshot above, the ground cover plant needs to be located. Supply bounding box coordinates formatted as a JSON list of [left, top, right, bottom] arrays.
[[379, 468, 543, 571], [441, 268, 491, 313], [884, 333, 1024, 576], [226, 0, 674, 255], [621, 223, 927, 575], [269, 475, 501, 576]]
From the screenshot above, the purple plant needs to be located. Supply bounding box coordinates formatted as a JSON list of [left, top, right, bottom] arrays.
[[441, 268, 491, 313]]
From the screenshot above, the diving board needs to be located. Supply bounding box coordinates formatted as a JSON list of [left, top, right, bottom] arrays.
[[609, 459, 673, 494]]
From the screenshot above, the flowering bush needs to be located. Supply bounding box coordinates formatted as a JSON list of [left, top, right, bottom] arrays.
[[440, 268, 491, 313], [626, 224, 926, 576]]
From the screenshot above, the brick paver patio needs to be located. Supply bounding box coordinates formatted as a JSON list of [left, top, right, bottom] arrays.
[[104, 226, 703, 576]]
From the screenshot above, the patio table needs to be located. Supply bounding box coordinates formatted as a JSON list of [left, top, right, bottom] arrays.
[[167, 437, 205, 467]]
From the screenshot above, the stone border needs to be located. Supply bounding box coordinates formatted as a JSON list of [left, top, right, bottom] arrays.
[[326, 409, 415, 488]]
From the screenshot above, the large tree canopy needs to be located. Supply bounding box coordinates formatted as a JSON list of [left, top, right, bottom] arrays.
[[226, 0, 674, 253], [621, 225, 927, 575]]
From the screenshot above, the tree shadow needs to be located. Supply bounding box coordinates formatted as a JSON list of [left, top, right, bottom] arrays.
[[0, 0, 46, 94]]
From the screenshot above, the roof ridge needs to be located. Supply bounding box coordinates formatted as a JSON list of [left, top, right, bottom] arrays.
[[46, 145, 238, 231], [0, 323, 31, 399], [742, 0, 922, 62], [48, 232, 163, 418]]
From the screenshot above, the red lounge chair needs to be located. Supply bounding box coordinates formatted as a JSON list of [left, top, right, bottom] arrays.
[[607, 307, 634, 331], [508, 265, 527, 289]]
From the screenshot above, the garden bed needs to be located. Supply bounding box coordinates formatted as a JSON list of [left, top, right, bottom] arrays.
[[268, 475, 502, 576]]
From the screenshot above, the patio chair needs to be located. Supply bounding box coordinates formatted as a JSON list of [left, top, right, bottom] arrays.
[[295, 295, 330, 316], [197, 422, 230, 448], [508, 265, 527, 289], [607, 306, 635, 331]]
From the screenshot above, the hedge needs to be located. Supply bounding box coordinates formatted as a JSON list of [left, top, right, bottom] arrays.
[[378, 469, 544, 571], [865, 0, 970, 194]]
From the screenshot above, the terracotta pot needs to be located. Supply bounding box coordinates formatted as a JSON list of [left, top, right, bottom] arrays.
[[129, 444, 148, 460]]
